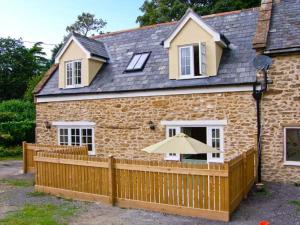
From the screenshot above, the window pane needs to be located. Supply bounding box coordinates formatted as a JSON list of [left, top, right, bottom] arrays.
[[74, 61, 81, 85], [180, 47, 191, 75], [286, 128, 300, 161], [126, 53, 150, 71], [59, 129, 68, 145], [71, 128, 80, 146], [87, 129, 92, 136], [81, 128, 93, 152], [126, 54, 141, 70], [134, 53, 149, 69], [66, 63, 73, 85]]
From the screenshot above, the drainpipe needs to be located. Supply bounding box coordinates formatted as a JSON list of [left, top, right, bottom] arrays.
[[252, 69, 268, 183]]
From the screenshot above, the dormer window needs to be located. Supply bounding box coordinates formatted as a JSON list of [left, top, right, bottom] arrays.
[[65, 60, 82, 87], [125, 52, 150, 72], [179, 43, 206, 79]]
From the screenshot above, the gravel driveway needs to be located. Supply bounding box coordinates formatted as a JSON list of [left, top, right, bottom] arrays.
[[0, 160, 22, 179], [0, 160, 299, 225]]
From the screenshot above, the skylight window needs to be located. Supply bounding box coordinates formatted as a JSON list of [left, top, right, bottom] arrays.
[[125, 52, 150, 72]]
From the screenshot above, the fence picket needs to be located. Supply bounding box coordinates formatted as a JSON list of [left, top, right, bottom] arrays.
[[32, 144, 256, 222]]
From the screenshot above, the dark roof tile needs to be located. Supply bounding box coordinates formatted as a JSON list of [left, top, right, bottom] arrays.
[[37, 8, 259, 96]]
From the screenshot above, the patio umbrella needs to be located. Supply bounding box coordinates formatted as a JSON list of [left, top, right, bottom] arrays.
[[142, 133, 220, 154]]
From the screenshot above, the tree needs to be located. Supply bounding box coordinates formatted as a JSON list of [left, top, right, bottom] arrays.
[[23, 74, 43, 102], [136, 0, 260, 26], [0, 37, 49, 101], [66, 12, 107, 36], [50, 42, 63, 64]]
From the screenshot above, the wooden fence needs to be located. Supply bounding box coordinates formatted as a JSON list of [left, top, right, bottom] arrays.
[[34, 148, 257, 222], [23, 142, 88, 173]]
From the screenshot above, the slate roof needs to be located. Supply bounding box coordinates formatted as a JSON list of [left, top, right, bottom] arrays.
[[56, 32, 109, 60], [37, 8, 259, 97], [266, 0, 300, 51]]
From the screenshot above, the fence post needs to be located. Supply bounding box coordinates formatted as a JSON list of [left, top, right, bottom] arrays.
[[253, 134, 259, 184], [242, 152, 247, 199], [224, 162, 231, 219], [108, 155, 116, 206], [22, 141, 27, 174]]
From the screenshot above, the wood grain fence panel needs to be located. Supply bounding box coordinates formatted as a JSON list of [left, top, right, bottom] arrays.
[[34, 148, 257, 222]]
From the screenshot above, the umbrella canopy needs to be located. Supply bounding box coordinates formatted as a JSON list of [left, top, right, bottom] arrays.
[[142, 133, 220, 154]]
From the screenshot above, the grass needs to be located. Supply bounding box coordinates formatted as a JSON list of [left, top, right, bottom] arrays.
[[0, 145, 22, 161], [0, 155, 22, 161], [253, 187, 271, 197], [0, 178, 34, 187], [0, 203, 78, 225], [26, 191, 48, 197], [290, 200, 300, 211]]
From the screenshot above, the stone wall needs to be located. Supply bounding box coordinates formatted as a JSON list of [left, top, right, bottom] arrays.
[[36, 91, 256, 161], [261, 53, 300, 183]]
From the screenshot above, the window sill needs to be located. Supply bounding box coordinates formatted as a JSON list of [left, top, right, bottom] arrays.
[[64, 85, 84, 89], [283, 161, 300, 166], [178, 75, 209, 80]]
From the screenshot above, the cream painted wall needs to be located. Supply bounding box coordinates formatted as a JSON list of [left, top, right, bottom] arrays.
[[58, 41, 103, 88], [88, 59, 103, 83], [168, 18, 223, 79]]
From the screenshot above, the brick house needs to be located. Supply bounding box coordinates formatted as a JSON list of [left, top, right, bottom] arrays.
[[34, 0, 300, 183]]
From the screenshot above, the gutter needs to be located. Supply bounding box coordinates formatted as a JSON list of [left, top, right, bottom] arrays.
[[264, 46, 300, 55]]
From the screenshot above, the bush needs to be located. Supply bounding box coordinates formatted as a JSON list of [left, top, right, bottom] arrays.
[[23, 74, 43, 102], [0, 99, 35, 121], [0, 146, 22, 157], [0, 112, 17, 122], [0, 100, 35, 146]]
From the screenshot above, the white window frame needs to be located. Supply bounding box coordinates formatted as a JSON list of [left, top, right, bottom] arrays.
[[164, 126, 181, 161], [199, 42, 207, 75], [207, 126, 224, 163], [283, 127, 300, 166], [65, 60, 83, 88], [163, 122, 224, 163], [179, 45, 194, 78], [57, 125, 95, 155], [179, 43, 207, 79]]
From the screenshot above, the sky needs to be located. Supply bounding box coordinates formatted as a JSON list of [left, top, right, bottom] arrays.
[[0, 0, 144, 58]]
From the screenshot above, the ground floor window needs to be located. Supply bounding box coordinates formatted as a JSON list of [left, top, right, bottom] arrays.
[[284, 127, 300, 166], [164, 124, 224, 163], [58, 127, 95, 155]]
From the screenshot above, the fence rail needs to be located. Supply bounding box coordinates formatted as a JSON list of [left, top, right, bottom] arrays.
[[23, 142, 88, 173], [34, 148, 257, 222]]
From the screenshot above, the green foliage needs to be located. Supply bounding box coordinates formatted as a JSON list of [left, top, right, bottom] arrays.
[[0, 178, 34, 187], [136, 0, 261, 26], [26, 191, 48, 197], [253, 187, 271, 197], [0, 38, 50, 101], [0, 100, 35, 146], [0, 146, 22, 158], [50, 42, 63, 64], [0, 203, 77, 225], [23, 74, 43, 102], [66, 12, 107, 36], [290, 200, 300, 212]]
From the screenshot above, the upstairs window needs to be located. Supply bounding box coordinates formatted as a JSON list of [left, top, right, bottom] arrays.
[[179, 42, 206, 78], [65, 60, 82, 87], [125, 52, 150, 72]]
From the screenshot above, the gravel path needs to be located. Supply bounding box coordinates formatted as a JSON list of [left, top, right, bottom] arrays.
[[0, 160, 299, 225], [69, 182, 300, 225], [0, 160, 22, 179]]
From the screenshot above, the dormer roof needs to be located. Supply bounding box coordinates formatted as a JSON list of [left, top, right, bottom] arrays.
[[164, 8, 229, 48], [54, 32, 109, 64]]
